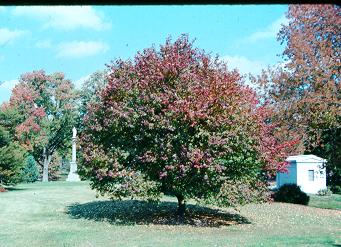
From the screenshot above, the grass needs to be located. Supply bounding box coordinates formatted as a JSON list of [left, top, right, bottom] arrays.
[[0, 181, 340, 247], [309, 194, 341, 210]]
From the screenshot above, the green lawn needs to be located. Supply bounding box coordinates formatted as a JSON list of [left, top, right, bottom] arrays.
[[0, 182, 340, 247], [309, 194, 341, 210]]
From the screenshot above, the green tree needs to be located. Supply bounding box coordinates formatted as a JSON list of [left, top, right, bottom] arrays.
[[77, 70, 109, 132], [22, 155, 39, 183], [0, 125, 26, 186], [310, 128, 341, 190]]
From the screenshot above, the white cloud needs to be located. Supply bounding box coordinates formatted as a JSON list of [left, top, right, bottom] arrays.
[[36, 39, 52, 49], [0, 79, 19, 104], [74, 74, 91, 89], [221, 55, 269, 88], [0, 28, 27, 45], [56, 41, 109, 58], [13, 6, 111, 31], [0, 79, 19, 90], [245, 15, 289, 43], [222, 55, 267, 77]]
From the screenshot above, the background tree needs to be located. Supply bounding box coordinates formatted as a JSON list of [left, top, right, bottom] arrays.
[[311, 129, 341, 191], [7, 70, 78, 182], [77, 70, 109, 127], [0, 124, 26, 187], [81, 35, 296, 216], [73, 70, 109, 176], [254, 5, 341, 190], [21, 155, 39, 183]]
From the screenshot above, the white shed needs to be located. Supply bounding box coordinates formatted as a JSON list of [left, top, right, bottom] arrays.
[[276, 155, 327, 194]]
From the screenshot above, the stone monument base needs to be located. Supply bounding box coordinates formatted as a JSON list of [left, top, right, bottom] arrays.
[[66, 172, 81, 182], [66, 162, 81, 182]]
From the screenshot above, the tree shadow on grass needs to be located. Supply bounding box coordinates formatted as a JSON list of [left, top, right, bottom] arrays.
[[66, 200, 251, 227], [3, 187, 27, 191]]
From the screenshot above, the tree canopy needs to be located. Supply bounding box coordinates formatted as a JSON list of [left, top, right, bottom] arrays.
[[80, 35, 296, 215]]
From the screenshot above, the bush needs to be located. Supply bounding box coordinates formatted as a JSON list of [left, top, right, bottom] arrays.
[[317, 188, 332, 196], [21, 155, 39, 183], [329, 185, 341, 195], [318, 188, 333, 196], [273, 184, 310, 205]]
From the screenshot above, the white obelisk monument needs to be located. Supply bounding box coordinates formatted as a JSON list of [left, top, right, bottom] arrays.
[[67, 127, 81, 181]]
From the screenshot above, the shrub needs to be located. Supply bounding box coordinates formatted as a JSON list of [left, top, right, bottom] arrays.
[[317, 188, 333, 196], [329, 185, 341, 195], [21, 155, 39, 183], [273, 184, 310, 205]]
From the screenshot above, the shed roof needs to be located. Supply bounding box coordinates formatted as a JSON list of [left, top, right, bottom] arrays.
[[286, 154, 327, 163]]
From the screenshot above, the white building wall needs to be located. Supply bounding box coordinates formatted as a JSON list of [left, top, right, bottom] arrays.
[[276, 155, 327, 195], [297, 162, 327, 194]]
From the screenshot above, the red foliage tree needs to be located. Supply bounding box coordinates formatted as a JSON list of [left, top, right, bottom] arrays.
[[81, 35, 296, 215], [7, 70, 77, 181]]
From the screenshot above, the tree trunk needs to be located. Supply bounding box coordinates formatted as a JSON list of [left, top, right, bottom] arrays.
[[176, 194, 186, 217], [42, 148, 51, 182]]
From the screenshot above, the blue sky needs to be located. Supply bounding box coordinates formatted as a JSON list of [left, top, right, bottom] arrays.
[[0, 5, 288, 103]]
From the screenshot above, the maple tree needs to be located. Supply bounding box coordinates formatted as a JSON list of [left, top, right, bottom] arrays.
[[254, 5, 340, 188], [7, 70, 78, 182], [81, 35, 295, 215]]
